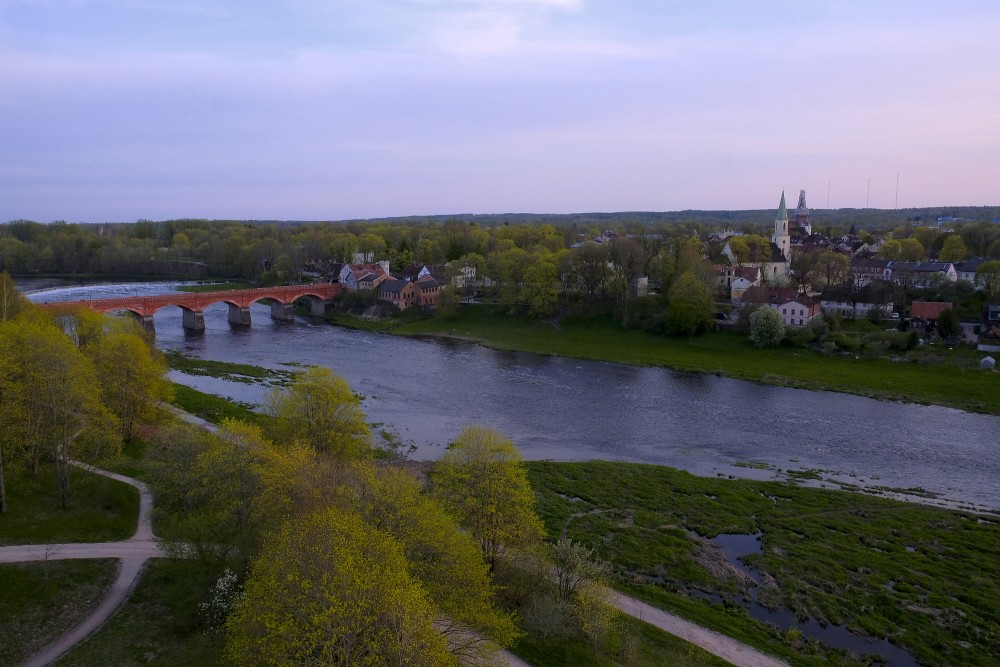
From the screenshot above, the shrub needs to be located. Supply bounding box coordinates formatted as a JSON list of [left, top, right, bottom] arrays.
[[748, 308, 785, 348]]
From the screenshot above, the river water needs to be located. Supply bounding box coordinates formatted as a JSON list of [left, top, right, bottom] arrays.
[[24, 280, 1000, 511]]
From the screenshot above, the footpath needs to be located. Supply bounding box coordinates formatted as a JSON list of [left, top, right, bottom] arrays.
[[0, 463, 166, 667]]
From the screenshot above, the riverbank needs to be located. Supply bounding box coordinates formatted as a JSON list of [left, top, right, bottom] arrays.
[[335, 305, 1000, 415]]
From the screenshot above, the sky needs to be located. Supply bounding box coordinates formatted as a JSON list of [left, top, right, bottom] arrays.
[[1, 0, 998, 222]]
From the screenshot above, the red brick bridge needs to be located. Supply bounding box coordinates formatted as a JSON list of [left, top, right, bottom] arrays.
[[43, 284, 342, 331]]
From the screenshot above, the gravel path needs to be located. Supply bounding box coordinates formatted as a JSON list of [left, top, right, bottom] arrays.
[[3, 461, 164, 667]]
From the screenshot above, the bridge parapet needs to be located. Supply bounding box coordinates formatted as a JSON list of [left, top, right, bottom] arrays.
[[40, 283, 341, 331]]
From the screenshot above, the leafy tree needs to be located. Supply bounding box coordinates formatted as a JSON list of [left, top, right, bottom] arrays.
[[225, 509, 455, 666], [431, 426, 545, 571], [975, 260, 1000, 297], [936, 308, 960, 338], [523, 254, 559, 316], [264, 366, 369, 460], [85, 326, 171, 442], [0, 272, 28, 322], [348, 466, 519, 661], [816, 251, 849, 286], [938, 235, 969, 262], [749, 307, 785, 348], [899, 238, 926, 261], [879, 239, 902, 260], [0, 318, 116, 508], [665, 271, 713, 336], [571, 243, 610, 300]]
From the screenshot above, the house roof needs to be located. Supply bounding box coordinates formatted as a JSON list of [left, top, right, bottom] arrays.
[[889, 261, 955, 274], [733, 266, 760, 281], [378, 279, 414, 296], [911, 301, 952, 320], [743, 286, 798, 305]]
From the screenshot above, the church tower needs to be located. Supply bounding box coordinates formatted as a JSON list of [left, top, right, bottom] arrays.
[[794, 189, 812, 236], [772, 191, 790, 260]]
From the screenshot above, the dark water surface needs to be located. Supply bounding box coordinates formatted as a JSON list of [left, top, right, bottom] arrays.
[[26, 280, 1000, 511]]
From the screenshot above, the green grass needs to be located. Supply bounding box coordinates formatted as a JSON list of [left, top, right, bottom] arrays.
[[0, 559, 119, 667], [168, 382, 265, 427], [164, 350, 295, 386], [53, 559, 225, 667], [527, 461, 1000, 667], [377, 305, 1000, 415], [512, 613, 731, 666], [0, 466, 139, 545]]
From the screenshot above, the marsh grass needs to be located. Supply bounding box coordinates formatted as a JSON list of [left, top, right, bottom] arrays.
[[527, 461, 1000, 667]]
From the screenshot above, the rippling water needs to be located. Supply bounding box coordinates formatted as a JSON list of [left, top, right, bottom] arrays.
[[25, 280, 1000, 510]]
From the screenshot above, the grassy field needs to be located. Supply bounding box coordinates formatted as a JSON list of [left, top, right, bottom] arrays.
[[53, 559, 225, 667], [0, 559, 119, 667], [0, 466, 138, 546], [370, 305, 1000, 415], [527, 461, 1000, 667], [164, 350, 296, 386]]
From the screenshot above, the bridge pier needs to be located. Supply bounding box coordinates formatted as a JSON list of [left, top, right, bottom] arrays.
[[308, 298, 327, 316], [182, 309, 205, 331], [270, 302, 294, 322], [132, 313, 155, 332], [228, 305, 252, 326]]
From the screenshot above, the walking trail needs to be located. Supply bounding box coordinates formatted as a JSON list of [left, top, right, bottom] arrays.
[[0, 462, 167, 667], [2, 411, 789, 667]]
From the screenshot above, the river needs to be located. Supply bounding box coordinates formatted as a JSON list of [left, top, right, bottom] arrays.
[[23, 279, 1000, 512]]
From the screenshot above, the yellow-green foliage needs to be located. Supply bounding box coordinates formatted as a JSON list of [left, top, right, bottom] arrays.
[[432, 425, 546, 570], [224, 509, 457, 667], [349, 465, 520, 654], [264, 366, 370, 460]]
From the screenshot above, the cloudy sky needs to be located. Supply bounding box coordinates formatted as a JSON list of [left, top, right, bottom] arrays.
[[2, 1, 998, 222]]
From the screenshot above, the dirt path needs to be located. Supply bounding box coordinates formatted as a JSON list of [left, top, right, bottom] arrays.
[[1, 461, 165, 667], [611, 592, 789, 667]]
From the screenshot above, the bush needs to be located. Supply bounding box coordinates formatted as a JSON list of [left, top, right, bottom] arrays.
[[831, 332, 861, 353], [748, 308, 785, 348]]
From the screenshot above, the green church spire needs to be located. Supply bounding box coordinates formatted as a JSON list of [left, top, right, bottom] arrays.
[[777, 191, 788, 220]]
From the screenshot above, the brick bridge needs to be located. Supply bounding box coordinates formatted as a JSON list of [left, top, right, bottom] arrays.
[[43, 284, 342, 331]]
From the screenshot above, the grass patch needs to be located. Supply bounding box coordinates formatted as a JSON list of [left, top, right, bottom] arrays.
[[0, 559, 119, 667], [366, 304, 1000, 415], [527, 461, 1000, 667], [168, 382, 265, 427], [164, 350, 295, 386], [53, 559, 225, 667], [0, 466, 138, 546], [512, 612, 731, 666]]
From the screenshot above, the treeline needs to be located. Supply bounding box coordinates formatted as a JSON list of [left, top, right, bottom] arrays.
[[3, 211, 999, 286], [0, 273, 171, 512]]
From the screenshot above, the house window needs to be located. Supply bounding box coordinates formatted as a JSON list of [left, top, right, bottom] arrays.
[[782, 308, 786, 314]]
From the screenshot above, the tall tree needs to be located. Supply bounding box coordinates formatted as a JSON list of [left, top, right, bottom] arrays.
[[665, 271, 714, 336], [225, 509, 456, 666], [431, 426, 545, 571], [264, 366, 370, 460], [85, 325, 171, 442], [938, 235, 969, 263], [0, 319, 115, 507]]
